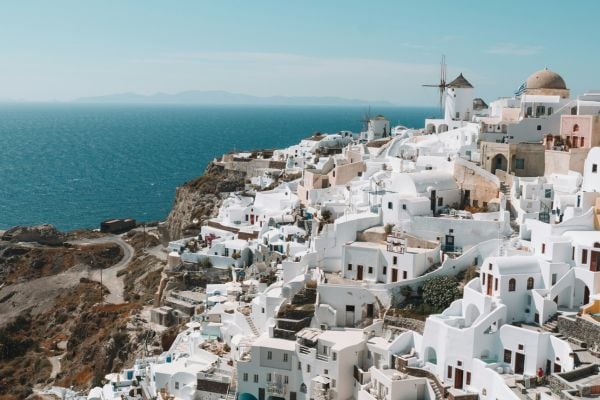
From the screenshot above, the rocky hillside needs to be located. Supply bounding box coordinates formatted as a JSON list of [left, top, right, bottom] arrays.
[[0, 227, 171, 398], [160, 162, 246, 241]]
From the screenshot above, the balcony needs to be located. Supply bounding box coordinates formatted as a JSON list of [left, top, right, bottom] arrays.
[[267, 383, 288, 395]]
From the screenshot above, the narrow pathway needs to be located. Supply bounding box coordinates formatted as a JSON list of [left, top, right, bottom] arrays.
[[68, 235, 134, 304]]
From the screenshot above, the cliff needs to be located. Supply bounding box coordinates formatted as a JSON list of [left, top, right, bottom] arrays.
[[160, 162, 246, 242]]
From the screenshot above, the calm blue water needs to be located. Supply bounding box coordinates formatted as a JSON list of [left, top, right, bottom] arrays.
[[0, 104, 439, 231]]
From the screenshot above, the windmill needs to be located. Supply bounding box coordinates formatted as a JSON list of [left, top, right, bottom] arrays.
[[422, 55, 447, 111]]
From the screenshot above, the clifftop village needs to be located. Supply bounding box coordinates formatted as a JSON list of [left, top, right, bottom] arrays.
[[77, 68, 600, 400]]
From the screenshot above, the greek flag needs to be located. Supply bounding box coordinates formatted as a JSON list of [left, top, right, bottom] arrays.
[[515, 81, 527, 96]]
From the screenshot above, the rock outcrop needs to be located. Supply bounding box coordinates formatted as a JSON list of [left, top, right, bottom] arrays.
[[160, 162, 246, 242], [2, 224, 65, 246]]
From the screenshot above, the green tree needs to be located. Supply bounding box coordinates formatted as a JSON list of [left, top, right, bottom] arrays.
[[421, 276, 462, 312]]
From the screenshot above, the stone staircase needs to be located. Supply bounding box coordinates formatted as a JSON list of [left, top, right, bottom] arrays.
[[273, 286, 316, 340], [542, 315, 558, 333], [245, 315, 260, 337], [500, 182, 511, 196], [430, 380, 444, 400]]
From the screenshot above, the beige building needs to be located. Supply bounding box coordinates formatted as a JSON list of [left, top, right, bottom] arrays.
[[543, 114, 600, 175], [480, 142, 545, 177], [453, 158, 500, 208]]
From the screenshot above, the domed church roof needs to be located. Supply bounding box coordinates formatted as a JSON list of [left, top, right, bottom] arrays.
[[525, 68, 567, 90]]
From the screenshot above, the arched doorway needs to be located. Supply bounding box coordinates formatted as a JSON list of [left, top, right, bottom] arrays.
[[438, 124, 449, 133], [491, 154, 508, 174], [426, 123, 436, 134], [465, 303, 481, 327], [424, 347, 437, 364]]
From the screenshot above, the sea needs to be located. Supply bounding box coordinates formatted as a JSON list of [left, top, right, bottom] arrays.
[[0, 104, 440, 231]]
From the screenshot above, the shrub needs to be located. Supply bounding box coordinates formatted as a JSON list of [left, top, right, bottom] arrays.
[[384, 223, 395, 235], [421, 276, 462, 312]]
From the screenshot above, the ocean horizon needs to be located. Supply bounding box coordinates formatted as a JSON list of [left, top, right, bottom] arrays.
[[0, 103, 440, 231]]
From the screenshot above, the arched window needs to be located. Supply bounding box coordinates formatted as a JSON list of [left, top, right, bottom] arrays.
[[573, 124, 579, 133], [300, 383, 307, 393], [509, 278, 516, 292], [527, 277, 534, 290]]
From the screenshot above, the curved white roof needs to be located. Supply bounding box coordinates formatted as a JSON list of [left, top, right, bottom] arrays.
[[399, 171, 458, 193]]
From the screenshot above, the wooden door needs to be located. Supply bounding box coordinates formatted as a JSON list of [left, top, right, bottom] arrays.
[[515, 352, 525, 374], [584, 286, 590, 305], [454, 368, 464, 389], [259, 388, 265, 400], [392, 268, 398, 282], [357, 265, 363, 280], [487, 276, 493, 296]]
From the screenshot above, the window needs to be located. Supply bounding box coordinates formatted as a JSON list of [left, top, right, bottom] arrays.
[[254, 374, 259, 383], [402, 203, 407, 210], [541, 243, 546, 254], [175, 382, 179, 390], [572, 247, 575, 260], [466, 372, 471, 385], [357, 171, 363, 177], [368, 266, 373, 274], [482, 273, 486, 285], [537, 125, 542, 131], [322, 346, 329, 355], [332, 352, 337, 361], [526, 107, 532, 117], [387, 202, 393, 209], [582, 249, 588, 264], [495, 278, 498, 291], [437, 197, 443, 206], [573, 124, 580, 132], [508, 278, 516, 292], [284, 376, 289, 384], [547, 107, 553, 115], [593, 164, 598, 173], [324, 369, 329, 375], [527, 277, 534, 290], [403, 271, 407, 279], [307, 364, 311, 373], [283, 353, 288, 362], [243, 373, 248, 382], [348, 264, 352, 271], [298, 362, 301, 370], [393, 256, 397, 265], [332, 379, 336, 388], [267, 351, 272, 360], [383, 266, 387, 275], [545, 189, 552, 199], [552, 273, 557, 285], [267, 373, 272, 382], [504, 349, 512, 363], [447, 366, 453, 378], [300, 383, 307, 393], [515, 159, 525, 169]]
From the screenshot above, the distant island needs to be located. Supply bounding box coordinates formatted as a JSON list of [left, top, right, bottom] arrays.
[[73, 90, 396, 106]]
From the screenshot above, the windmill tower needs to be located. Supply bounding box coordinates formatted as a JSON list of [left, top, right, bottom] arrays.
[[422, 56, 475, 125]]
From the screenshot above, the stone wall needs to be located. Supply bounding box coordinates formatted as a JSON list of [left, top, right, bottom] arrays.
[[557, 314, 600, 351], [384, 315, 425, 334]]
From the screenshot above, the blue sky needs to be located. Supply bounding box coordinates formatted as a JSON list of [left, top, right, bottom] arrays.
[[0, 0, 598, 105]]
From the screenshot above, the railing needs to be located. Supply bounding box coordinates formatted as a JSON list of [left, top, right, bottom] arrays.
[[267, 383, 287, 395], [316, 353, 329, 362], [299, 345, 311, 355]]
